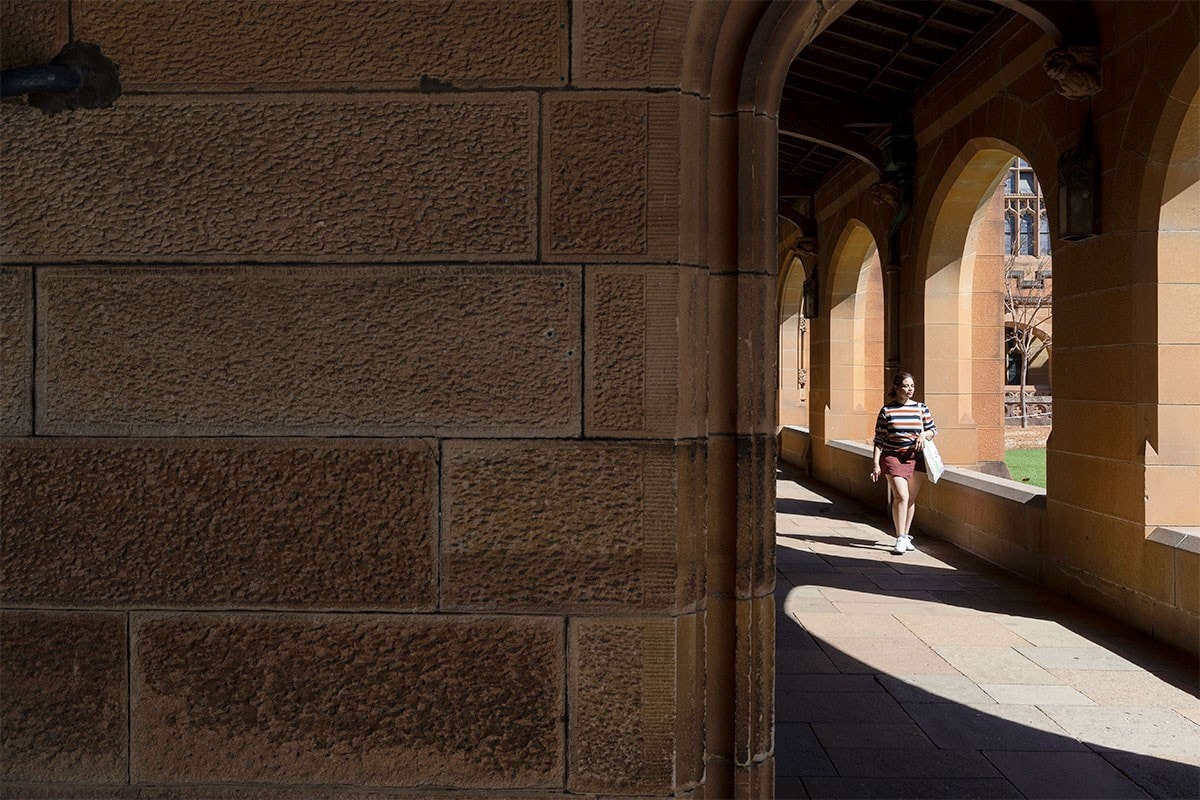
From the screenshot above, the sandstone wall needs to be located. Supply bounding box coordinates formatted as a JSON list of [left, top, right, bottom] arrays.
[[1, 1, 709, 795]]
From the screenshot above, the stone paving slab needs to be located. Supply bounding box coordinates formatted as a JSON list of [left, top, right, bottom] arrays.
[[1037, 706, 1200, 761], [1100, 752, 1200, 799], [896, 614, 1033, 647], [901, 702, 1088, 751], [866, 573, 981, 592], [831, 600, 978, 616], [821, 638, 960, 675], [778, 649, 841, 674], [978, 683, 1096, 706], [811, 722, 938, 750], [777, 673, 886, 693], [826, 748, 1002, 778], [996, 618, 1105, 647], [801, 776, 1022, 798], [932, 645, 1062, 685], [776, 722, 838, 778], [797, 612, 922, 641], [777, 691, 912, 724], [984, 750, 1153, 799], [1016, 645, 1143, 671], [878, 674, 997, 705]]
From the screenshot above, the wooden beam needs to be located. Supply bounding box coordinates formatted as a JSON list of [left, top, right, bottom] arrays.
[[777, 201, 814, 234], [778, 109, 884, 176], [991, 0, 1099, 46]]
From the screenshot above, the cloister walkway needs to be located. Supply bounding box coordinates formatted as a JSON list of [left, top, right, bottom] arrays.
[[774, 466, 1200, 799]]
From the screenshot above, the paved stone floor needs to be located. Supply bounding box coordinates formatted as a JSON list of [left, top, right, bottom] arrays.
[[774, 466, 1200, 800]]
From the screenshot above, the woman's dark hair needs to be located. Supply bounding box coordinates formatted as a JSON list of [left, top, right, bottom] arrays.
[[890, 371, 914, 401]]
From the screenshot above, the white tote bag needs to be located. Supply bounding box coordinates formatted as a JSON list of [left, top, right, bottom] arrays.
[[923, 439, 946, 483]]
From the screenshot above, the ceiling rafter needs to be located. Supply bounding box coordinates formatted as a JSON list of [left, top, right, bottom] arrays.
[[778, 0, 1013, 196]]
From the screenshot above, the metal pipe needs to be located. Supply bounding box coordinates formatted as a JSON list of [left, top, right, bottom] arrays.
[[1, 65, 81, 99]]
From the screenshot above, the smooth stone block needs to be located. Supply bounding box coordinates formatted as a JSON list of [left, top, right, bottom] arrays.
[[901, 702, 1087, 752]]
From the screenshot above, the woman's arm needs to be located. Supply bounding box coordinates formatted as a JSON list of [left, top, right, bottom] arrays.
[[870, 443, 883, 482]]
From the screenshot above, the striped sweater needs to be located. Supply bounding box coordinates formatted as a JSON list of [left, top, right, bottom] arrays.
[[874, 401, 937, 451]]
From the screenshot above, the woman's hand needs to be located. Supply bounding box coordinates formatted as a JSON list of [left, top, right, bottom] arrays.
[[914, 435, 926, 452], [870, 464, 881, 482]]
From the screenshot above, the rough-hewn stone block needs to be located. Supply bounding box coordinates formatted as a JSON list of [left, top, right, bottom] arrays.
[[0, 439, 437, 609], [586, 265, 704, 437], [131, 613, 564, 788], [543, 93, 679, 261], [2, 95, 537, 261], [572, 0, 689, 88], [0, 267, 32, 435], [75, 0, 567, 90], [36, 266, 579, 436], [442, 441, 680, 613], [1, 611, 127, 783], [0, 1, 67, 70], [568, 617, 677, 793]]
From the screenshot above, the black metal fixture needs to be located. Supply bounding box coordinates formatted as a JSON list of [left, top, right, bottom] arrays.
[[1, 40, 121, 113], [1057, 113, 1100, 240]]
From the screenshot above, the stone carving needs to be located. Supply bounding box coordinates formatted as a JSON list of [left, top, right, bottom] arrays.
[[792, 237, 818, 259], [797, 368, 808, 389], [868, 181, 901, 207], [1043, 46, 1101, 99]]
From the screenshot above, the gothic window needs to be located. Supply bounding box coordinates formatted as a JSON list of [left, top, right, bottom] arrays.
[[1020, 214, 1035, 255], [1039, 213, 1051, 255], [1004, 213, 1015, 255]]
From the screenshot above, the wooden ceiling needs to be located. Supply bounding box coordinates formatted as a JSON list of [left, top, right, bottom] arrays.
[[779, 0, 1016, 197]]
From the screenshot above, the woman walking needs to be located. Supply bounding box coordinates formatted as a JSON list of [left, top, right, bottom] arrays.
[[870, 372, 938, 554]]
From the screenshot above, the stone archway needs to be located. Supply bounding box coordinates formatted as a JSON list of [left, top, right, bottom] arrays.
[[1142, 49, 1200, 530], [914, 140, 1022, 469], [825, 220, 884, 442]]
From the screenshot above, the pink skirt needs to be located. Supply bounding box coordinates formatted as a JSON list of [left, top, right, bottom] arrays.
[[880, 450, 926, 478]]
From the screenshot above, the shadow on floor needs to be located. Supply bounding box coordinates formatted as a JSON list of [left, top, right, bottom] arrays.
[[774, 470, 1200, 799]]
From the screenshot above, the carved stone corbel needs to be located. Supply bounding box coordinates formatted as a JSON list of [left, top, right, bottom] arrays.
[[791, 237, 818, 260], [868, 181, 901, 207], [1043, 45, 1101, 99]]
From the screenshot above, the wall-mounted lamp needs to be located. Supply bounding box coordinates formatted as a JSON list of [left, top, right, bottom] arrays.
[[1058, 113, 1100, 240]]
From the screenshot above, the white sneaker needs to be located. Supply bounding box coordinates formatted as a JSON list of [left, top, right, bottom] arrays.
[[903, 536, 917, 552], [893, 536, 908, 554]]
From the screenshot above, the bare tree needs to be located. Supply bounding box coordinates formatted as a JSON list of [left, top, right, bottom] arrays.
[[1004, 257, 1052, 428]]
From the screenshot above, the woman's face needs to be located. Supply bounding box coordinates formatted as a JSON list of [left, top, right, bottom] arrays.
[[896, 378, 915, 401]]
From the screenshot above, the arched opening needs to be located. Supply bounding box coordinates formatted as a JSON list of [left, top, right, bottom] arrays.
[[918, 142, 1021, 473], [1145, 65, 1200, 529], [826, 220, 884, 442], [779, 248, 811, 428]]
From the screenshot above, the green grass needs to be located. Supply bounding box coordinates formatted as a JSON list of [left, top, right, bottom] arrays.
[[1006, 448, 1046, 488]]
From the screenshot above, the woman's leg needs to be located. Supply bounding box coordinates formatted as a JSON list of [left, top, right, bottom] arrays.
[[902, 472, 926, 537], [886, 474, 910, 539]]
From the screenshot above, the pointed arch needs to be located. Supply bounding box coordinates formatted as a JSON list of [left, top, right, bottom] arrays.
[[825, 220, 884, 441], [916, 139, 1023, 467]]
